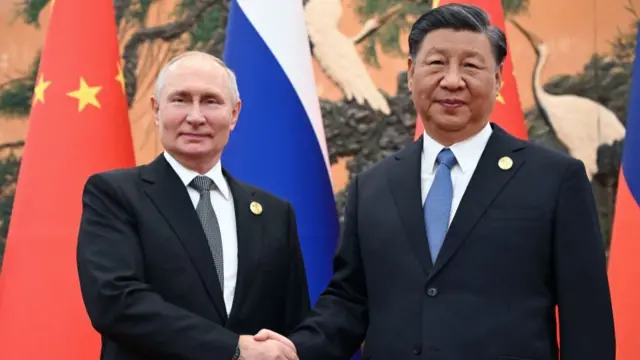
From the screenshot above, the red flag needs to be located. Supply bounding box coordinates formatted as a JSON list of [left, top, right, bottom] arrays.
[[414, 0, 528, 140], [0, 0, 135, 358]]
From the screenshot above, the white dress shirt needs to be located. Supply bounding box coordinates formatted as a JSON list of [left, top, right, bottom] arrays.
[[163, 152, 237, 315], [421, 122, 493, 226]]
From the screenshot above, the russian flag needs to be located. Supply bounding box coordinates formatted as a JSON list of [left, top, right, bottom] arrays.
[[222, 1, 337, 306], [607, 23, 640, 360]]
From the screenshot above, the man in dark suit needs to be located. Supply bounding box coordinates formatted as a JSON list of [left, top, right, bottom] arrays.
[[77, 51, 305, 360], [256, 4, 615, 360]]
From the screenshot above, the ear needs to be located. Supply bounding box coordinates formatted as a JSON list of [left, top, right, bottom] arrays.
[[151, 96, 160, 126], [230, 99, 242, 131], [495, 63, 504, 96], [407, 57, 415, 92]]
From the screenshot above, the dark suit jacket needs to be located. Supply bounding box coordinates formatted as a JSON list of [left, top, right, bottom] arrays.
[[77, 154, 310, 360], [289, 124, 615, 360]]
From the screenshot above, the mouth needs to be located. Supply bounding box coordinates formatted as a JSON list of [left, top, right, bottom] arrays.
[[437, 99, 466, 109], [180, 133, 211, 139]]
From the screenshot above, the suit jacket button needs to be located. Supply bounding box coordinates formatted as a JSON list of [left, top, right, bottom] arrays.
[[426, 287, 438, 296], [413, 345, 422, 355]]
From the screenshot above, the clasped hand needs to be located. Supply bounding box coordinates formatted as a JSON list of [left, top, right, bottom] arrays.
[[237, 329, 297, 360]]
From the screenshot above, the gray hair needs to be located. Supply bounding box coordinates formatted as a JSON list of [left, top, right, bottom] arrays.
[[154, 51, 240, 104]]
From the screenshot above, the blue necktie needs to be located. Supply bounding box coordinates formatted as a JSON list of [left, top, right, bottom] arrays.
[[424, 148, 457, 264]]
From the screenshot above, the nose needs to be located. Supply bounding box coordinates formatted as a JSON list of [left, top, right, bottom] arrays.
[[185, 103, 205, 125], [439, 66, 464, 90]]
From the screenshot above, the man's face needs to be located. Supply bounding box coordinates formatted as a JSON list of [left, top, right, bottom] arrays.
[[408, 29, 501, 138], [152, 56, 241, 163]]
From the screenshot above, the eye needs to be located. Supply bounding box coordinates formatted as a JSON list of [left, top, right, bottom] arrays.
[[463, 62, 480, 69], [171, 97, 185, 103], [427, 60, 444, 66]]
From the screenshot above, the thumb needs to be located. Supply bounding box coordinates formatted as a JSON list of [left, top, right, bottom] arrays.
[[253, 329, 297, 352], [253, 329, 271, 341]]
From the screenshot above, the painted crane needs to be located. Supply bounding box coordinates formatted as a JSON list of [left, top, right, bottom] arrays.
[[510, 20, 626, 179], [304, 0, 393, 115]]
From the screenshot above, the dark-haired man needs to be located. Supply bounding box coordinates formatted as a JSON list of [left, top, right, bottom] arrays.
[[256, 3, 615, 360]]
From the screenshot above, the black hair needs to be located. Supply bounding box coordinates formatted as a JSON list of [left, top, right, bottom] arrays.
[[408, 3, 507, 66]]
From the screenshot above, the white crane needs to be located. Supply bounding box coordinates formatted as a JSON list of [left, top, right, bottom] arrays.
[[304, 0, 393, 115], [510, 20, 625, 179]]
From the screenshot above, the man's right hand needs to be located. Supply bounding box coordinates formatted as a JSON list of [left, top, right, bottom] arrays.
[[253, 329, 296, 350], [238, 335, 297, 360]]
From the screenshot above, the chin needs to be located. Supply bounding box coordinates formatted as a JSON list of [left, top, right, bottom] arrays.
[[431, 116, 471, 131], [176, 146, 213, 158]]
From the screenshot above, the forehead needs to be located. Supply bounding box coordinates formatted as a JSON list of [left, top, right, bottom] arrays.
[[419, 28, 493, 58], [162, 57, 230, 96]]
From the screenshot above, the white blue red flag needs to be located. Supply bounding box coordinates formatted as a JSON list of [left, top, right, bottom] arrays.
[[222, 0, 338, 305]]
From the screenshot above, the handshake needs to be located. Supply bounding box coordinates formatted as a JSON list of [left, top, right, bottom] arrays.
[[238, 329, 299, 360]]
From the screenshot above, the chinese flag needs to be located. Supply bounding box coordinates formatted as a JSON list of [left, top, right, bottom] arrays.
[[414, 0, 528, 140], [0, 0, 135, 358]]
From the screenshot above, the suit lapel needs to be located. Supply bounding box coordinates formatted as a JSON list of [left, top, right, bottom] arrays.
[[140, 155, 228, 322], [388, 138, 434, 275], [428, 125, 527, 279], [224, 171, 264, 321]]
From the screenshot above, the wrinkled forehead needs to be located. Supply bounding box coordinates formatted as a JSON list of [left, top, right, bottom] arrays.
[[418, 29, 495, 62], [161, 57, 231, 98]]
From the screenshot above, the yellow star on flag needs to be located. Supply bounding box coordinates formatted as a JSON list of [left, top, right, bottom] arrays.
[[432, 0, 440, 7], [33, 73, 52, 105], [67, 77, 102, 112], [115, 62, 125, 94]]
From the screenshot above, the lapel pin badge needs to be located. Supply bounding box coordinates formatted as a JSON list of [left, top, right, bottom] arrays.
[[250, 201, 263, 215], [498, 156, 513, 170]]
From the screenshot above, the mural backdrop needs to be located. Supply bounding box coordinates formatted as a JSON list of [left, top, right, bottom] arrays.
[[0, 0, 637, 265]]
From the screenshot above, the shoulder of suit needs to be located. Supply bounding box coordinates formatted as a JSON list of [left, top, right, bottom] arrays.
[[81, 165, 146, 208], [522, 140, 583, 169], [84, 164, 147, 193]]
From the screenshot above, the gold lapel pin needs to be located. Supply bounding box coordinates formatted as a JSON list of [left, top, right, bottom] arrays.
[[250, 201, 263, 215], [498, 156, 513, 170]]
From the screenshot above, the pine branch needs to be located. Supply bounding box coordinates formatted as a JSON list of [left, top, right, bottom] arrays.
[[0, 141, 25, 152], [114, 0, 133, 26], [0, 79, 34, 118], [0, 77, 28, 92], [353, 3, 403, 45], [17, 0, 50, 27]]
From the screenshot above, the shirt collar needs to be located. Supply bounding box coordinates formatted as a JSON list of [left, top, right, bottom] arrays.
[[163, 151, 230, 200], [422, 122, 493, 174]]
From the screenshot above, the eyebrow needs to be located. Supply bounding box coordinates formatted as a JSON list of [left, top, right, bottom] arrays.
[[425, 47, 486, 60], [167, 90, 225, 100], [167, 90, 188, 98]]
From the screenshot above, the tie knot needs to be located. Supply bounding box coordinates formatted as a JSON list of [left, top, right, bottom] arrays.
[[190, 175, 215, 193], [437, 148, 457, 169]]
